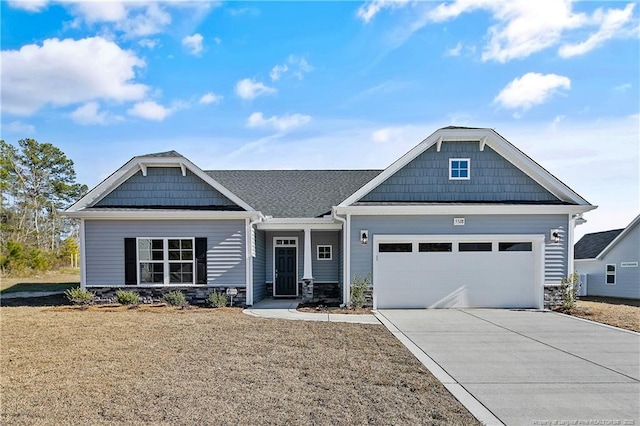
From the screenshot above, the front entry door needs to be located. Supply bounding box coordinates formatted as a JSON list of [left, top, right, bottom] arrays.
[[275, 247, 297, 296]]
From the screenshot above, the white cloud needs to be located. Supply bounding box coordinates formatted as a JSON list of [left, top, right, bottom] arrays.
[[199, 92, 223, 105], [369, 0, 636, 62], [270, 55, 313, 81], [446, 42, 463, 57], [246, 112, 311, 132], [1, 37, 147, 116], [559, 3, 636, 58], [4, 120, 36, 134], [67, 1, 172, 38], [7, 0, 49, 12], [356, 0, 409, 23], [494, 72, 571, 113], [127, 100, 179, 121], [182, 33, 203, 56], [270, 64, 288, 81], [70, 102, 109, 125], [139, 38, 160, 49], [235, 79, 277, 100], [613, 83, 632, 92]]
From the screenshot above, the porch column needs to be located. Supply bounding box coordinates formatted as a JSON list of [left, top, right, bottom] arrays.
[[302, 227, 313, 279]]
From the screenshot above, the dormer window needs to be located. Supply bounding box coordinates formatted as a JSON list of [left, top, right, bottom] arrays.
[[449, 158, 470, 180]]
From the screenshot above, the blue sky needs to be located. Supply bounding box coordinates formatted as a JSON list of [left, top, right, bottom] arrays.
[[1, 0, 638, 238]]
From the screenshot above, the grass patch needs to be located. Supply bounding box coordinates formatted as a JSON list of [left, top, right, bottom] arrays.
[[1, 270, 80, 293], [1, 307, 478, 425], [559, 299, 640, 332]]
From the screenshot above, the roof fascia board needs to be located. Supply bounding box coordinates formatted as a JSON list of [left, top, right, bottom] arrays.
[[66, 155, 255, 213], [63, 210, 259, 220], [334, 204, 596, 216], [257, 217, 342, 230], [596, 214, 640, 259], [338, 128, 590, 207]]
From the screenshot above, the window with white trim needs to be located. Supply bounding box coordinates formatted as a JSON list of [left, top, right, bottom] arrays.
[[605, 264, 616, 285], [317, 245, 332, 260], [449, 158, 470, 180], [138, 238, 194, 284]]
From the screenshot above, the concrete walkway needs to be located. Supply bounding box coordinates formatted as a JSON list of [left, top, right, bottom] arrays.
[[243, 298, 379, 324], [377, 309, 640, 426]]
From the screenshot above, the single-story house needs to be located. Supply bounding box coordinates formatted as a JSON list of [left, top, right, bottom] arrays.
[[574, 215, 639, 300], [64, 127, 596, 309]]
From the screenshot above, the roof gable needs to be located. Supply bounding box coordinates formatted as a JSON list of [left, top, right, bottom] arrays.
[[340, 127, 591, 206], [66, 153, 254, 212], [360, 141, 561, 203]]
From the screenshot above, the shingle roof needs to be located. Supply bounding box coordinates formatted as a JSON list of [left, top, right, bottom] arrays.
[[206, 170, 382, 218], [574, 229, 624, 259]]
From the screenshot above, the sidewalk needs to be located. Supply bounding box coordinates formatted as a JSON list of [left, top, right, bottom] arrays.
[[243, 298, 380, 325]]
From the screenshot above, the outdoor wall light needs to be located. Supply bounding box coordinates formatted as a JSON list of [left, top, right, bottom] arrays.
[[550, 229, 561, 244], [360, 230, 369, 245]]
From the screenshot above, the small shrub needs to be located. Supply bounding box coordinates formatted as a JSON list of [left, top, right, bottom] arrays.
[[560, 272, 581, 310], [115, 290, 139, 305], [163, 290, 186, 306], [65, 287, 95, 306], [350, 274, 371, 309], [206, 291, 228, 308]]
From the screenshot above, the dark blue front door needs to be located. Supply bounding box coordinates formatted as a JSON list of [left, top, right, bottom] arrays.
[[275, 247, 296, 296]]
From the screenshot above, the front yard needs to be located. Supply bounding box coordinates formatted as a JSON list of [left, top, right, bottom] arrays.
[[562, 298, 640, 332], [1, 306, 478, 425]]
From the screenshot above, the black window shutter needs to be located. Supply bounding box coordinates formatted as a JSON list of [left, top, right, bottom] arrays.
[[195, 238, 207, 284], [124, 238, 137, 285]]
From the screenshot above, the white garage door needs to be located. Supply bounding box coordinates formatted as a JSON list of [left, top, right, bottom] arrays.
[[374, 235, 543, 309]]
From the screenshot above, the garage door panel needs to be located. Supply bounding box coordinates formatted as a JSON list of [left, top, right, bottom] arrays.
[[374, 237, 539, 309]]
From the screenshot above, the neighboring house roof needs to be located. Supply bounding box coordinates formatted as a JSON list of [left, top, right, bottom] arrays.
[[574, 214, 640, 259], [207, 170, 382, 218], [340, 127, 592, 207], [574, 229, 624, 259]]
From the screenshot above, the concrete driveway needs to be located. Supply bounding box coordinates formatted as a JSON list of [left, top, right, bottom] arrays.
[[377, 309, 640, 426]]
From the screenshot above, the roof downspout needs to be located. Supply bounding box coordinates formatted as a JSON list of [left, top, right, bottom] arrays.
[[332, 207, 348, 307], [246, 213, 265, 306]]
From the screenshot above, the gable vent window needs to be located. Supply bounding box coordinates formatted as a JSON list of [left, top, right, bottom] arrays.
[[606, 264, 616, 285], [449, 158, 470, 180]]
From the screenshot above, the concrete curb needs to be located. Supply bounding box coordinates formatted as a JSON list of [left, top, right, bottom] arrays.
[[374, 311, 505, 426]]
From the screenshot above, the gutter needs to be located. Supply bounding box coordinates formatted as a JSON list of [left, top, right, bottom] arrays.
[[332, 207, 349, 307]]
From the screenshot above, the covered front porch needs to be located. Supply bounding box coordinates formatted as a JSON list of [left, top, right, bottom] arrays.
[[251, 218, 344, 305]]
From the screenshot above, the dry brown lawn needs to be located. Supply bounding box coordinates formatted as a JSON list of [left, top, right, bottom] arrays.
[[563, 300, 640, 332], [1, 269, 80, 292], [1, 306, 478, 425]]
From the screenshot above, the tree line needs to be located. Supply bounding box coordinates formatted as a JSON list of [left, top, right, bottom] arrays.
[[1, 139, 88, 275]]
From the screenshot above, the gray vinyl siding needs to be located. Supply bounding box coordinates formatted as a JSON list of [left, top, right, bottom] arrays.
[[312, 231, 340, 282], [265, 231, 304, 283], [350, 214, 569, 284], [96, 168, 239, 208], [576, 224, 639, 299], [85, 220, 246, 286], [361, 142, 560, 203], [252, 230, 266, 302]]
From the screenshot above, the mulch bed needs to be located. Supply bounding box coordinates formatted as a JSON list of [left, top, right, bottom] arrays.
[[297, 301, 372, 315]]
